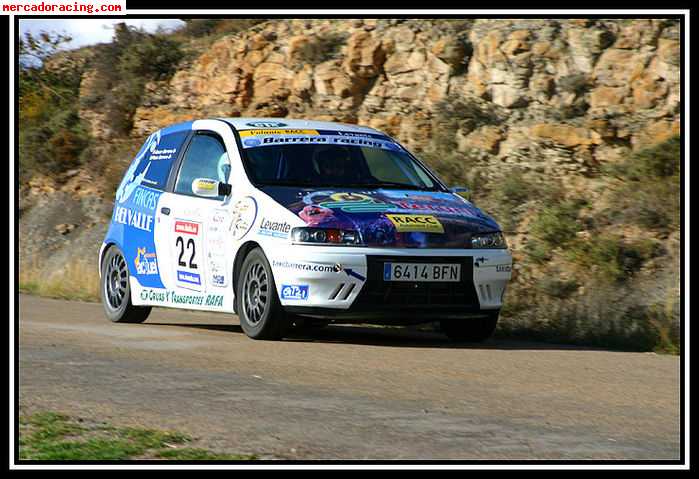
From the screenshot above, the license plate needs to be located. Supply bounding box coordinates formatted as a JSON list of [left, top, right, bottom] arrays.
[[383, 263, 461, 282]]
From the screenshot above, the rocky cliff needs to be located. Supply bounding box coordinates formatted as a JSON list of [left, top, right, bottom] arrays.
[[125, 19, 679, 152]]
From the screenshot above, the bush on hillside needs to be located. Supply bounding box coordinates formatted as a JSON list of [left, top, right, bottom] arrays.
[[603, 136, 681, 232]]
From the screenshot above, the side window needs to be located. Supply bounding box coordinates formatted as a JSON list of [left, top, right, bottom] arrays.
[[115, 130, 189, 203], [174, 133, 230, 199]]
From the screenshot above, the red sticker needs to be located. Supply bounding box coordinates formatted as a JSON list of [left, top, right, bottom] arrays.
[[175, 221, 199, 235]]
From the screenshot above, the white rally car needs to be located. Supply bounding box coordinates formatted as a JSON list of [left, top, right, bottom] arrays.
[[99, 118, 512, 341]]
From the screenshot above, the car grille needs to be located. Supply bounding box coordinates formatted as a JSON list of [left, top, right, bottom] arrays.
[[352, 255, 479, 311]]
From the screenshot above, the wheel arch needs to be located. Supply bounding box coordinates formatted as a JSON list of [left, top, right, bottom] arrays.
[[232, 240, 264, 300], [99, 242, 117, 278]]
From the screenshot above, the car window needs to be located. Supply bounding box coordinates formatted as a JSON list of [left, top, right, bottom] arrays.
[[362, 148, 434, 186], [175, 133, 230, 199], [243, 144, 437, 190]]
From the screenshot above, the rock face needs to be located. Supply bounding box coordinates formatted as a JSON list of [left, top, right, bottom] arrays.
[[99, 18, 679, 169]]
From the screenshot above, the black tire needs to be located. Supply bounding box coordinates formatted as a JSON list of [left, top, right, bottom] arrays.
[[236, 248, 288, 340], [288, 314, 329, 332], [100, 246, 151, 323], [440, 312, 499, 342]]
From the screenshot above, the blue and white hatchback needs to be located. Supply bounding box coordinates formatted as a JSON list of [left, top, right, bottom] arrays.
[[99, 118, 512, 341]]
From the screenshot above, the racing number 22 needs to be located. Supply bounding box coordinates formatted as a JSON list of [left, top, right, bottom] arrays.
[[176, 236, 198, 269]]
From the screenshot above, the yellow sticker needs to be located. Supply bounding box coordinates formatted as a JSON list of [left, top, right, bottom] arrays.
[[194, 179, 216, 190], [239, 129, 319, 137], [386, 214, 444, 233]]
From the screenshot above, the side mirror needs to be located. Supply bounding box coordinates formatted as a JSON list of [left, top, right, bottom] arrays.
[[191, 178, 231, 198], [450, 186, 471, 201]]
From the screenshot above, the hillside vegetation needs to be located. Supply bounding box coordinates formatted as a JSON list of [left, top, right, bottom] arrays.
[[19, 19, 681, 352]]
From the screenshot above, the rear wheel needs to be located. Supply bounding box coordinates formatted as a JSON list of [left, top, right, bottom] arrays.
[[101, 246, 151, 323], [236, 248, 288, 340], [440, 312, 499, 342]]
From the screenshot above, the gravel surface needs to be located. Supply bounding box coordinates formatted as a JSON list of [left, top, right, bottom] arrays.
[[18, 294, 681, 460]]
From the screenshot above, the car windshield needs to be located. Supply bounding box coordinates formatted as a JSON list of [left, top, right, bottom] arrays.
[[241, 143, 441, 191]]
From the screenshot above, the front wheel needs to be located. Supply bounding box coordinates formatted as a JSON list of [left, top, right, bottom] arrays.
[[100, 246, 151, 323], [236, 248, 288, 340], [440, 312, 499, 342]]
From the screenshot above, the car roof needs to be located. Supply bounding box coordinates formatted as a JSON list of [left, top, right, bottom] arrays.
[[219, 117, 387, 136]]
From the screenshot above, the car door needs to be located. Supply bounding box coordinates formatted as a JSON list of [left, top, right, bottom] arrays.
[[166, 131, 232, 297]]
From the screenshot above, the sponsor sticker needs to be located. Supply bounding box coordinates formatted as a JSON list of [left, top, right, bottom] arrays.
[[193, 178, 217, 191], [131, 186, 159, 210], [390, 200, 479, 217], [175, 220, 199, 235], [238, 129, 402, 151], [281, 284, 309, 301], [139, 289, 223, 308], [230, 197, 257, 240], [272, 260, 336, 273], [177, 270, 201, 286], [149, 147, 177, 161], [258, 218, 291, 239], [113, 206, 154, 232], [134, 247, 158, 275], [241, 135, 397, 150], [245, 121, 288, 128], [386, 214, 444, 233], [496, 264, 512, 273], [239, 129, 319, 137]]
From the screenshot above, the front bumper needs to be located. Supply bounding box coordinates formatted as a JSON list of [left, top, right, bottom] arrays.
[[266, 245, 512, 321]]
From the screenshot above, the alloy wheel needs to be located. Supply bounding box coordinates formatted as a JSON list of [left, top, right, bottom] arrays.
[[104, 252, 128, 311], [242, 261, 269, 325]]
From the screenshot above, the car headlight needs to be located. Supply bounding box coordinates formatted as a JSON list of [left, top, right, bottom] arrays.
[[291, 227, 363, 246], [471, 232, 507, 249]]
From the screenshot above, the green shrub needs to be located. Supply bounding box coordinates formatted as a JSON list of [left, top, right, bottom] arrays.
[[538, 277, 580, 299], [530, 199, 586, 246], [178, 19, 264, 39], [567, 235, 662, 283], [526, 238, 550, 263], [120, 34, 183, 81], [495, 169, 538, 208], [488, 170, 563, 231], [603, 136, 680, 231], [608, 136, 681, 180], [432, 97, 501, 145], [294, 33, 348, 65], [85, 23, 184, 136], [19, 32, 90, 181]]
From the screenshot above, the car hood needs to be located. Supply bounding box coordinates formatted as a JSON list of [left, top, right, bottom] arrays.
[[259, 186, 501, 248]]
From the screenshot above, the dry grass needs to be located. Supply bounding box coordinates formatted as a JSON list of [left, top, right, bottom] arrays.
[[499, 284, 680, 354], [20, 258, 100, 302]]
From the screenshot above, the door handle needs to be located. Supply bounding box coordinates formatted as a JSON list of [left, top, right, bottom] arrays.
[[161, 207, 171, 215]]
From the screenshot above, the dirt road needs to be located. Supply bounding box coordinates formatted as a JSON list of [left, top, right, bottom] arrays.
[[17, 294, 681, 460]]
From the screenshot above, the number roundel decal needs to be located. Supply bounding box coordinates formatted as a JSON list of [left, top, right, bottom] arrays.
[[174, 220, 203, 290]]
